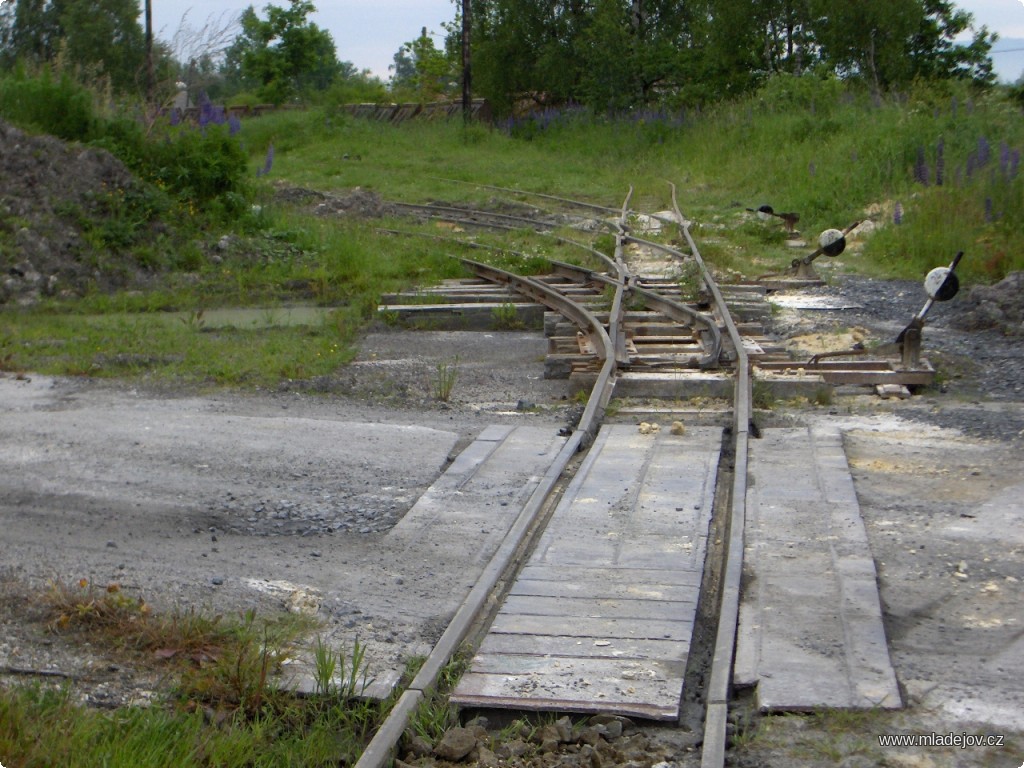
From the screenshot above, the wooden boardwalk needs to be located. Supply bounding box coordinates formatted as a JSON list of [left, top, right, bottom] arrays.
[[451, 425, 723, 720]]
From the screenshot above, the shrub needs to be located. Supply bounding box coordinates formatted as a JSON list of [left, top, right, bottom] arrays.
[[0, 66, 96, 140]]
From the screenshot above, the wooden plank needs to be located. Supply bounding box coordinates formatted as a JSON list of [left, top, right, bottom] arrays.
[[499, 594, 696, 620], [467, 654, 686, 680], [735, 427, 902, 711], [489, 613, 693, 641], [451, 672, 681, 720], [516, 565, 703, 586], [509, 578, 699, 602], [478, 633, 689, 660]]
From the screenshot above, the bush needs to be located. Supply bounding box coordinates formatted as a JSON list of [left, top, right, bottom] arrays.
[[0, 66, 96, 140], [143, 121, 249, 207]]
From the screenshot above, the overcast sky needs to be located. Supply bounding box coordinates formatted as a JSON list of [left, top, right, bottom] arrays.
[[151, 0, 1024, 83]]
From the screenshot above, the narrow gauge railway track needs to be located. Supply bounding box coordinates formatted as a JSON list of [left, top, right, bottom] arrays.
[[357, 186, 898, 768], [356, 187, 750, 768]]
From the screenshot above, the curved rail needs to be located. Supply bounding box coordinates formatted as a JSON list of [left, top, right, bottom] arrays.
[[360, 187, 746, 768], [356, 197, 632, 768]]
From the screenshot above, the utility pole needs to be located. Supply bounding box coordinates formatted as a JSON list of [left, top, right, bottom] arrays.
[[145, 0, 154, 103], [461, 0, 471, 123]]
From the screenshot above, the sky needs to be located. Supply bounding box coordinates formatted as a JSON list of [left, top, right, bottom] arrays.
[[150, 0, 1024, 84]]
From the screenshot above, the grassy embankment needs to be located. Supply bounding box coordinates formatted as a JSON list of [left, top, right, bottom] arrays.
[[1, 75, 1022, 386]]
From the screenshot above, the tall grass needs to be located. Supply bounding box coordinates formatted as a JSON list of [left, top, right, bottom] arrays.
[[242, 78, 1021, 282]]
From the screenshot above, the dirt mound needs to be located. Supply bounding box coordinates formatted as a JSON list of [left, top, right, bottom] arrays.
[[270, 183, 397, 219], [952, 271, 1024, 336], [0, 119, 156, 306]]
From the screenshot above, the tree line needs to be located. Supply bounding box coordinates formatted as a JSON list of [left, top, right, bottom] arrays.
[[465, 0, 998, 113], [0, 0, 1002, 116]]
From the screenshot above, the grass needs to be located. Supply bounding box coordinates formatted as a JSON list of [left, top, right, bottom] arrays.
[[0, 577, 389, 767], [432, 356, 460, 402], [404, 649, 472, 746], [4, 79, 1022, 389]]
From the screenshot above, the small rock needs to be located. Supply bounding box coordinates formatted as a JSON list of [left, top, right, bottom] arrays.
[[477, 746, 500, 768], [554, 715, 574, 743], [403, 733, 432, 758], [210, 577, 224, 586], [434, 727, 479, 761], [496, 739, 531, 759]]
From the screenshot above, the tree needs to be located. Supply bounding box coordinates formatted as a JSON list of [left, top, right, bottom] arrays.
[[906, 0, 996, 84], [0, 0, 146, 92], [222, 0, 340, 104], [61, 0, 146, 91], [450, 0, 998, 115], [808, 0, 995, 91], [390, 26, 455, 101]]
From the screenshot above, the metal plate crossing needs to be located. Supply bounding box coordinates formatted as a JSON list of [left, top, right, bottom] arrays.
[[451, 425, 723, 720]]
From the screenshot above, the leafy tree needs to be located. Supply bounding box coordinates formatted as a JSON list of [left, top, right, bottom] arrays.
[[61, 0, 146, 91], [390, 26, 455, 100], [808, 0, 995, 91], [906, 0, 996, 84], [222, 0, 340, 104], [454, 0, 997, 115], [0, 0, 146, 92]]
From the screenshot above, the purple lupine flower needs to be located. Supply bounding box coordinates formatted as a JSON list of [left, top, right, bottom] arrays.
[[984, 197, 994, 223], [229, 114, 242, 136], [1010, 149, 1021, 181], [999, 142, 1010, 177], [169, 108, 181, 126], [935, 138, 944, 186], [914, 146, 930, 186], [256, 143, 275, 177], [197, 92, 213, 128], [893, 202, 903, 226], [977, 136, 991, 168]]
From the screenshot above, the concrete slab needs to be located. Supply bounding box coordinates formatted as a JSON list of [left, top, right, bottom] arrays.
[[734, 426, 902, 711]]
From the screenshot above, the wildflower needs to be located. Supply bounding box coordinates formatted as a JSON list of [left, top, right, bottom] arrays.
[[893, 202, 903, 226], [914, 146, 929, 186], [256, 143, 275, 177], [976, 136, 991, 168], [935, 138, 944, 186]]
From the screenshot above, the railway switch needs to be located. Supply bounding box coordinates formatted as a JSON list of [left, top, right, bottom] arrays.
[[897, 251, 964, 366], [747, 204, 801, 233], [756, 221, 860, 285]]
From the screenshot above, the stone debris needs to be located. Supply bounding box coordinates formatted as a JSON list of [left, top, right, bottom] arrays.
[[403, 715, 699, 768]]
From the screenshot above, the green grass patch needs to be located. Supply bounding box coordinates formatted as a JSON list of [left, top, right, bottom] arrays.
[[0, 577, 388, 768]]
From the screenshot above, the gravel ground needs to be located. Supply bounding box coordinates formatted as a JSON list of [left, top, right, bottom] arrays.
[[1, 273, 1023, 768]]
